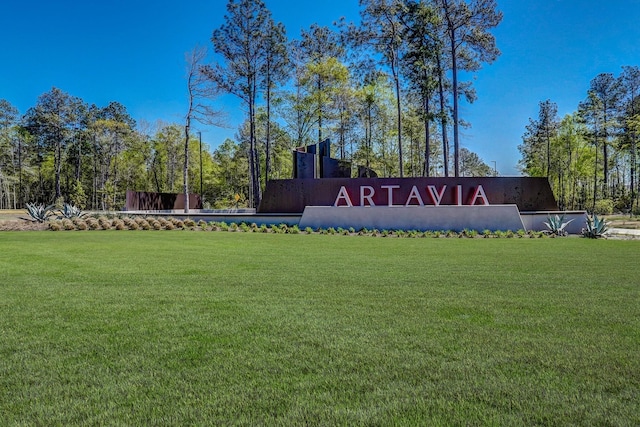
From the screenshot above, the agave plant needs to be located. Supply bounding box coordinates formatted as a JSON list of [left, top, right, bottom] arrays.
[[582, 214, 609, 239], [59, 203, 86, 219], [543, 213, 574, 236], [24, 203, 56, 223]]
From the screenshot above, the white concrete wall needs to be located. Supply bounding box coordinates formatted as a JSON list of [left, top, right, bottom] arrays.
[[520, 211, 587, 234], [299, 205, 525, 232]]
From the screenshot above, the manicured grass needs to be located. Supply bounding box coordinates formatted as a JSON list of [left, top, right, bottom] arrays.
[[0, 232, 638, 425]]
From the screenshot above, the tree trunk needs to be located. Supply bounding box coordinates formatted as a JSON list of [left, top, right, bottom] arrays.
[[55, 140, 62, 200], [183, 116, 191, 214], [265, 72, 272, 184], [423, 94, 431, 177], [394, 68, 403, 177], [603, 109, 609, 198], [17, 138, 22, 207], [249, 76, 261, 209], [593, 133, 598, 212], [450, 28, 460, 177], [436, 54, 449, 177]]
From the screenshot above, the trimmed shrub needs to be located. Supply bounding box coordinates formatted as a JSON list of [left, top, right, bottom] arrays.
[[98, 217, 112, 230], [288, 225, 300, 234], [86, 218, 100, 230]]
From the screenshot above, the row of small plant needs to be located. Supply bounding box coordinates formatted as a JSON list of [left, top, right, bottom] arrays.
[[25, 202, 609, 238], [46, 216, 567, 238]]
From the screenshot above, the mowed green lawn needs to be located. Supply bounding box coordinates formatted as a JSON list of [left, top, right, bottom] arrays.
[[0, 232, 638, 425]]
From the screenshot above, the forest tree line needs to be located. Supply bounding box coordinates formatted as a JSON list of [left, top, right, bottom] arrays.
[[519, 67, 640, 215], [2, 0, 504, 210]]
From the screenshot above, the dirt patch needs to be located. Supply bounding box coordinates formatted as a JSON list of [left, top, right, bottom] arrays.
[[0, 210, 28, 222], [607, 219, 640, 230], [0, 220, 49, 231]]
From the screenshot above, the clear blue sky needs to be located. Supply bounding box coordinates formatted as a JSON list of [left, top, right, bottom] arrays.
[[1, 1, 639, 175]]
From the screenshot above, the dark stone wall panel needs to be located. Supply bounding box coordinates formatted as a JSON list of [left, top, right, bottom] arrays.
[[257, 177, 557, 213]]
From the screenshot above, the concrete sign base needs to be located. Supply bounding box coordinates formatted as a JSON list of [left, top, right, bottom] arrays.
[[520, 211, 588, 235], [299, 205, 526, 232]]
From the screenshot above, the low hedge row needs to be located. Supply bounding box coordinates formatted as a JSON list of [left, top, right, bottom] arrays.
[[37, 216, 555, 238]]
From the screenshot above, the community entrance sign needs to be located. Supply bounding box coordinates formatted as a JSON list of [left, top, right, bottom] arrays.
[[124, 138, 584, 233], [257, 176, 567, 232], [254, 138, 579, 232]]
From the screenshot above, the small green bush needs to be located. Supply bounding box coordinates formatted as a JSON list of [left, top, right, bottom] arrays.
[[270, 224, 283, 234], [462, 229, 478, 238], [594, 199, 614, 215], [288, 225, 300, 234]]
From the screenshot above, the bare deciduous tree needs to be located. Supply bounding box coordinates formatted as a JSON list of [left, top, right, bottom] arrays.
[[184, 46, 225, 213]]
